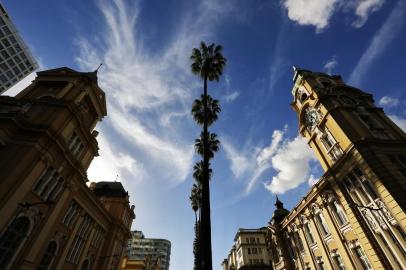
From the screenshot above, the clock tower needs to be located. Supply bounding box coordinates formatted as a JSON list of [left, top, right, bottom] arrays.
[[291, 67, 406, 173]]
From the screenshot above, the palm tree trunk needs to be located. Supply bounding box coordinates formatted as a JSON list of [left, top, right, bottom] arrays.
[[200, 75, 213, 270]]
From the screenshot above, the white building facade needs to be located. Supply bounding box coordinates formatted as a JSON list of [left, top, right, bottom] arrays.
[[0, 2, 38, 93]]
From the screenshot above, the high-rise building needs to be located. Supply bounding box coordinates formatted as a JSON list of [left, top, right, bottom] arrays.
[[266, 67, 406, 270], [0, 67, 135, 269], [0, 2, 38, 94], [124, 231, 171, 270], [222, 228, 272, 270]]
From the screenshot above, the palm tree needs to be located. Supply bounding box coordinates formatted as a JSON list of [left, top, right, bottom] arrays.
[[193, 161, 212, 183], [192, 94, 221, 125], [190, 41, 226, 270], [190, 182, 202, 270], [190, 183, 202, 222], [194, 132, 220, 159]]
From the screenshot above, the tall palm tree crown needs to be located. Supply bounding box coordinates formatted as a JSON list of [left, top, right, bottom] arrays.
[[194, 132, 220, 159], [192, 94, 221, 125], [190, 42, 227, 82]]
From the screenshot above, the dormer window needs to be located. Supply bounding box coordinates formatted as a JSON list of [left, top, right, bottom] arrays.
[[317, 77, 335, 88], [297, 88, 309, 104], [67, 132, 84, 158]]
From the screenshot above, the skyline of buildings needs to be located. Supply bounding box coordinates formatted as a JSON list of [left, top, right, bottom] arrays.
[[0, 1, 38, 94]]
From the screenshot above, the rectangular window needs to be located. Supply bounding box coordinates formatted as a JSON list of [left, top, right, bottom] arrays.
[[62, 200, 81, 228], [66, 214, 93, 264], [247, 248, 251, 254], [33, 167, 64, 201], [320, 128, 343, 161], [252, 248, 257, 254], [67, 132, 85, 158]]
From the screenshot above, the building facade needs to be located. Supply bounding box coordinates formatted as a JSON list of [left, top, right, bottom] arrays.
[[266, 68, 406, 270], [0, 67, 135, 269], [124, 231, 171, 270], [0, 1, 38, 93], [222, 228, 273, 270]]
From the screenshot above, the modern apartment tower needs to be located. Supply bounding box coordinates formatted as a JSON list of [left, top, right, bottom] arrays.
[[126, 231, 171, 270], [0, 2, 38, 93], [266, 68, 406, 270]]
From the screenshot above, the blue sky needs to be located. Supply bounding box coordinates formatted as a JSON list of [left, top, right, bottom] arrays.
[[3, 0, 406, 269]]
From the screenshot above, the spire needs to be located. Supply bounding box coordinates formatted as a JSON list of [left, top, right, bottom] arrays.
[[271, 195, 290, 225], [275, 195, 284, 209], [94, 63, 103, 73]]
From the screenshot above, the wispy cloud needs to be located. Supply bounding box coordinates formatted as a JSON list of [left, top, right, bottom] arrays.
[[88, 133, 146, 183], [76, 0, 232, 185], [353, 0, 385, 28], [223, 91, 240, 102], [323, 56, 338, 74], [221, 75, 240, 103], [349, 1, 404, 85], [379, 96, 399, 107]]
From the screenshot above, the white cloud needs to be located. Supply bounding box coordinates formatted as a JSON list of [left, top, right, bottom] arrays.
[[281, 0, 387, 32], [282, 0, 339, 32], [353, 0, 385, 28], [323, 56, 338, 74], [389, 114, 406, 132], [349, 1, 404, 85], [88, 133, 146, 183], [222, 139, 254, 179], [223, 125, 317, 195], [223, 91, 240, 102], [264, 135, 317, 194], [76, 0, 231, 185], [379, 96, 399, 107], [222, 128, 284, 194]]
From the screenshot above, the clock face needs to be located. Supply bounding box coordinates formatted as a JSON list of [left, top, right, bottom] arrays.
[[340, 95, 357, 105], [305, 108, 320, 128]]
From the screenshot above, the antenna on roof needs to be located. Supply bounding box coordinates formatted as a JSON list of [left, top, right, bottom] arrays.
[[115, 174, 119, 182], [95, 63, 103, 73]]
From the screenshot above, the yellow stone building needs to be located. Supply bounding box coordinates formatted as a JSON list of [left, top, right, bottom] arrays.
[[266, 67, 406, 270], [0, 67, 135, 269]]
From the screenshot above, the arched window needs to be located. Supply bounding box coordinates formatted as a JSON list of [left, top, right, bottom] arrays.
[[0, 216, 31, 268], [300, 215, 315, 245], [38, 241, 58, 270]]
